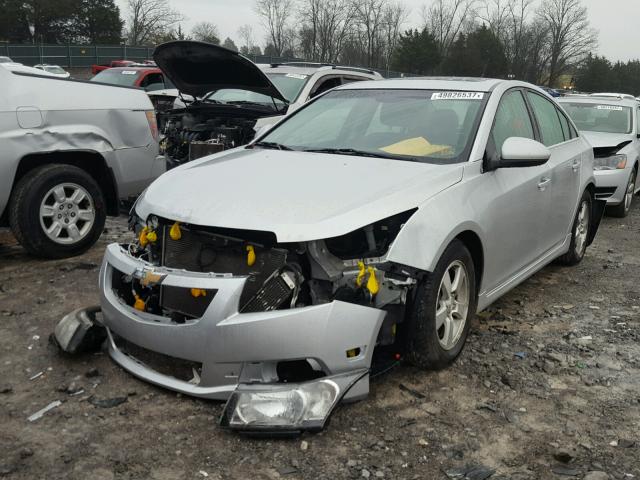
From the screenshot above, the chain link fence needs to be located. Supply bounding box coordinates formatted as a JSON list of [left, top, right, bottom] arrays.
[[0, 43, 412, 78]]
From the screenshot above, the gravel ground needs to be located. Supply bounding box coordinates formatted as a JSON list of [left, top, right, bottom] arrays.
[[0, 202, 638, 480]]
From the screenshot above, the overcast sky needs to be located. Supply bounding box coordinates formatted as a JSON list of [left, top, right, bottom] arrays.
[[115, 0, 639, 61]]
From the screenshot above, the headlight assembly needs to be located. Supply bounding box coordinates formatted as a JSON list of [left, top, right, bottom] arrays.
[[220, 369, 367, 433], [594, 154, 627, 170]]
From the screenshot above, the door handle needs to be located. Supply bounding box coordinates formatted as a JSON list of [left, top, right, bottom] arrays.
[[538, 177, 552, 191], [571, 159, 580, 172]]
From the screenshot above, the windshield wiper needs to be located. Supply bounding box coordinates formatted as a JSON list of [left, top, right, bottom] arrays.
[[253, 141, 294, 151], [302, 147, 403, 160]]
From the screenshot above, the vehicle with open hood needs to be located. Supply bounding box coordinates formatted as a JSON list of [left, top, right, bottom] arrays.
[[559, 94, 640, 217], [153, 41, 381, 168], [59, 77, 607, 434]]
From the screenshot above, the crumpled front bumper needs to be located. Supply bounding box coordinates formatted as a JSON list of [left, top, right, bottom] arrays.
[[594, 168, 632, 205], [99, 243, 385, 402]]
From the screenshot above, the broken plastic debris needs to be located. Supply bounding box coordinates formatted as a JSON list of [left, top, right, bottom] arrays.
[[28, 400, 62, 422], [29, 371, 44, 381]]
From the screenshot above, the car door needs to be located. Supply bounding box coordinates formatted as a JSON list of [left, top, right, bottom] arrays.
[[481, 89, 553, 291], [525, 90, 581, 249]]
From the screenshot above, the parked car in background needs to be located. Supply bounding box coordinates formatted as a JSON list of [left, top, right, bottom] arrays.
[[154, 41, 382, 167], [539, 86, 561, 97], [90, 77, 603, 433], [90, 66, 173, 91], [0, 56, 14, 64], [559, 94, 640, 217], [91, 59, 137, 75], [34, 64, 70, 78], [0, 63, 163, 258]]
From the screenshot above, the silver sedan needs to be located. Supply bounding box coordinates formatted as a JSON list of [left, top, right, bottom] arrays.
[[90, 78, 604, 433]]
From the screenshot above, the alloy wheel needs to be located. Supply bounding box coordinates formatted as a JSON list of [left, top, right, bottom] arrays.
[[39, 183, 96, 245], [435, 260, 470, 350], [574, 200, 590, 257]]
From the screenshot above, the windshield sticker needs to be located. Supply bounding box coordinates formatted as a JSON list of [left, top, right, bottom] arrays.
[[285, 73, 308, 79], [431, 92, 484, 100], [121, 70, 137, 75], [595, 105, 623, 111]]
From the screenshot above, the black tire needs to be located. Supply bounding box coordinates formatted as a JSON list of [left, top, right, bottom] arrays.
[[557, 190, 592, 266], [8, 164, 106, 259], [406, 239, 477, 370], [607, 167, 637, 218]]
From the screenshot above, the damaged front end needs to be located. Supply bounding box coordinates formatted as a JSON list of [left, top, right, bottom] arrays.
[[95, 209, 421, 432]]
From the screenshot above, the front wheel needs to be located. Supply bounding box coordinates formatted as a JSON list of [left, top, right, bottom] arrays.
[[557, 190, 592, 266], [406, 240, 477, 370], [9, 164, 106, 259], [608, 167, 637, 218]]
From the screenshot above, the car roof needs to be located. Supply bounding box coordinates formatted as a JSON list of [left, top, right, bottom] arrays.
[[260, 64, 380, 78], [336, 77, 512, 92], [102, 67, 162, 72], [558, 95, 639, 107]]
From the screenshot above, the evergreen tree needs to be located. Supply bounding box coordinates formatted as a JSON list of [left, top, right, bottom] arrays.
[[391, 28, 441, 75]]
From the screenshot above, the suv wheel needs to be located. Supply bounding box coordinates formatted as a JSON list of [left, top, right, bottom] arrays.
[[9, 164, 106, 259], [557, 190, 592, 266], [406, 239, 477, 370]]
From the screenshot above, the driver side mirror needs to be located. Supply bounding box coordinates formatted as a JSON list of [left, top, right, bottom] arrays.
[[499, 137, 551, 168]]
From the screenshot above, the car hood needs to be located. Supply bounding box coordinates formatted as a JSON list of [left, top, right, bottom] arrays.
[[136, 149, 463, 242], [581, 131, 633, 150], [153, 41, 287, 103]]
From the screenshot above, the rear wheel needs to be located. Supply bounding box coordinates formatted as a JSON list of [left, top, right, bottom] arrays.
[[608, 167, 637, 218], [557, 190, 592, 266], [9, 164, 106, 259], [406, 240, 477, 370]]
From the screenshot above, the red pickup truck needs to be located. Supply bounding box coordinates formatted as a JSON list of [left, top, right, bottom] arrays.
[[90, 66, 174, 91]]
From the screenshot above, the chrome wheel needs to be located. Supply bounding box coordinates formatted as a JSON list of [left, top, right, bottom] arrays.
[[435, 260, 470, 350], [574, 200, 590, 257], [39, 183, 95, 245], [624, 173, 635, 213]]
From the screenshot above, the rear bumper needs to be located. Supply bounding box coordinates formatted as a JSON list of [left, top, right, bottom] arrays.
[[99, 243, 385, 400], [594, 169, 631, 205]]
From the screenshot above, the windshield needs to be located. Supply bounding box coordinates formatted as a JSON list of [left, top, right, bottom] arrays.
[[562, 103, 633, 134], [91, 69, 141, 86], [257, 89, 487, 164], [205, 72, 308, 106]]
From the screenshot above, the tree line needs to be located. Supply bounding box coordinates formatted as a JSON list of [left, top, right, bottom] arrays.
[[1, 0, 638, 94]]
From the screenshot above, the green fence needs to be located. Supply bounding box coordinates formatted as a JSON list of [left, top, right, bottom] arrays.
[[0, 43, 411, 78]]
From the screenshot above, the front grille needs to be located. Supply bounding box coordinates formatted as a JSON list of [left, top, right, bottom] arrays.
[[160, 285, 216, 318], [161, 225, 289, 310], [595, 186, 617, 199]]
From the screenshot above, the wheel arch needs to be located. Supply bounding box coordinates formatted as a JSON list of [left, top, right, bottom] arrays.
[[13, 150, 119, 216], [454, 230, 484, 294]]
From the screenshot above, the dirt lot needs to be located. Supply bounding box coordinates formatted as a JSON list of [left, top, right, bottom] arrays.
[[1, 203, 639, 480]]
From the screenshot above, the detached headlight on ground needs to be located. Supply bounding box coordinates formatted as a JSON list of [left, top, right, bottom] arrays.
[[220, 370, 367, 433], [594, 154, 627, 170]]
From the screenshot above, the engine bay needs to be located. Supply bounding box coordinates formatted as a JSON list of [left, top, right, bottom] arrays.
[[158, 103, 280, 168]]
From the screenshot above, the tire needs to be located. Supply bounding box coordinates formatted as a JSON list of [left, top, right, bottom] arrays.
[[406, 239, 477, 370], [608, 167, 637, 218], [9, 164, 106, 259], [557, 190, 592, 266]]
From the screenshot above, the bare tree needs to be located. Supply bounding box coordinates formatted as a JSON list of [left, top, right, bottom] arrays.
[[352, 0, 387, 67], [126, 0, 183, 45], [422, 0, 477, 58], [537, 0, 597, 86], [238, 24, 255, 52], [255, 0, 295, 56], [298, 0, 356, 63], [380, 2, 409, 71], [191, 21, 220, 44]]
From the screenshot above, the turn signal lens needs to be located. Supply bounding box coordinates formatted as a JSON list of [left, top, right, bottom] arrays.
[[145, 110, 158, 140]]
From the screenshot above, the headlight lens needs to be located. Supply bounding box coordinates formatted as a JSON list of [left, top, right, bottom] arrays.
[[220, 370, 366, 432], [594, 154, 627, 170]]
